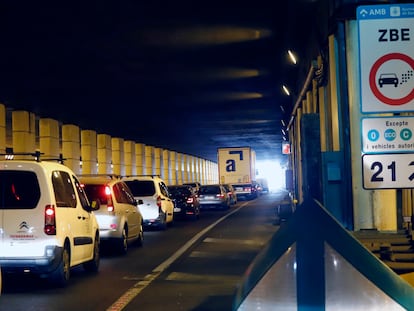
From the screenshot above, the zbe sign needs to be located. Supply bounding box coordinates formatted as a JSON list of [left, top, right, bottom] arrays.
[[358, 4, 414, 113]]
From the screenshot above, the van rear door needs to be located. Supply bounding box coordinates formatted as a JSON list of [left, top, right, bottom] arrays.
[[0, 169, 46, 257]]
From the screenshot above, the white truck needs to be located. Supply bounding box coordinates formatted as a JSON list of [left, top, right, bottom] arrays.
[[218, 147, 257, 200]]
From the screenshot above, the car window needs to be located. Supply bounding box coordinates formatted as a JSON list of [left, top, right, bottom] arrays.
[[121, 183, 136, 204], [124, 180, 155, 196], [169, 187, 191, 196], [200, 186, 219, 195], [82, 184, 108, 204], [112, 183, 123, 203], [0, 170, 41, 209], [52, 170, 77, 208], [159, 182, 170, 197], [113, 182, 136, 204], [73, 176, 91, 210]]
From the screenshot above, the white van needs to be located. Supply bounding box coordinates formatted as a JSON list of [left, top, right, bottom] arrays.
[[0, 157, 100, 287], [123, 175, 174, 230]]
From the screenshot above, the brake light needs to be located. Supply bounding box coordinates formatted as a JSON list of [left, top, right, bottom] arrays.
[[157, 195, 163, 215], [107, 198, 114, 212], [105, 186, 111, 195], [44, 204, 56, 235], [105, 185, 114, 212]]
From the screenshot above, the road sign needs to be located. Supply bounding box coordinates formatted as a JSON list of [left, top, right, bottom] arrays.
[[362, 153, 414, 189], [362, 116, 414, 153], [358, 4, 414, 113]]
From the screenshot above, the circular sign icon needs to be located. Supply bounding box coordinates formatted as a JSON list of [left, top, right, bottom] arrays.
[[369, 53, 414, 106], [384, 128, 396, 141], [367, 129, 380, 141], [400, 128, 412, 140]]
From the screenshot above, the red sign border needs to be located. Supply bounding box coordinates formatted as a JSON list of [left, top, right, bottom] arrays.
[[369, 52, 414, 106]]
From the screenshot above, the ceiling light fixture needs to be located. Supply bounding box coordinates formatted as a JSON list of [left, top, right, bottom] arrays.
[[288, 50, 297, 64], [282, 85, 290, 96]]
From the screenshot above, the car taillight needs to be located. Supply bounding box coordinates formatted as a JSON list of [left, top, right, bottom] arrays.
[[156, 195, 162, 208], [105, 185, 114, 212], [44, 204, 56, 235], [186, 197, 194, 204], [216, 194, 224, 198], [107, 197, 114, 212]]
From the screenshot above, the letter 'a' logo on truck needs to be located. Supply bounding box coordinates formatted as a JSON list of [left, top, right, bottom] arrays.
[[229, 150, 243, 160], [226, 150, 243, 172], [226, 159, 236, 172]]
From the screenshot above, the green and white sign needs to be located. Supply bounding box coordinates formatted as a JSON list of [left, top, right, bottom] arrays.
[[362, 116, 414, 153]]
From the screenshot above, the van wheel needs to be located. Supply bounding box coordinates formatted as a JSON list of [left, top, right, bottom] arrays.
[[84, 233, 100, 272], [50, 243, 70, 287]]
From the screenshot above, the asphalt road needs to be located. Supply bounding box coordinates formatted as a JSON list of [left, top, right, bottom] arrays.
[[0, 190, 287, 311]]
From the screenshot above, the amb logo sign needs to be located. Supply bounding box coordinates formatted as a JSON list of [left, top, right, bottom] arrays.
[[358, 4, 414, 113]]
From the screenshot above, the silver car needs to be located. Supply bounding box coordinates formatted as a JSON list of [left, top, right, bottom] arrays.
[[79, 175, 144, 255], [198, 184, 230, 210]]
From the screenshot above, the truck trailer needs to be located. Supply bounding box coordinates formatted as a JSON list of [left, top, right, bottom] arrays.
[[218, 146, 256, 184], [218, 147, 257, 200]]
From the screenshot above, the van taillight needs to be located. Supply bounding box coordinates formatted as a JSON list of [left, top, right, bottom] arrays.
[[44, 204, 56, 235]]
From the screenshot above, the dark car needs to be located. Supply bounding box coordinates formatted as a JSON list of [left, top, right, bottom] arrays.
[[168, 185, 200, 220], [182, 182, 201, 193], [198, 184, 230, 210], [233, 183, 258, 200]]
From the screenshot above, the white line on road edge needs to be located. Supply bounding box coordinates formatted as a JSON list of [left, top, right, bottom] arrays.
[[106, 202, 248, 311]]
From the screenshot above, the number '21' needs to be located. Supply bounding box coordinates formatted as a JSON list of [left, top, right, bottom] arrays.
[[371, 161, 396, 182]]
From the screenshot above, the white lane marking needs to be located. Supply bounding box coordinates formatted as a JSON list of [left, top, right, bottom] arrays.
[[106, 202, 249, 311], [165, 271, 240, 283], [189, 250, 252, 260], [203, 237, 266, 246]]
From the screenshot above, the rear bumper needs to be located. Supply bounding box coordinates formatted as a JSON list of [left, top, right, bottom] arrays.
[[99, 228, 123, 240], [173, 204, 197, 216], [0, 245, 63, 275]]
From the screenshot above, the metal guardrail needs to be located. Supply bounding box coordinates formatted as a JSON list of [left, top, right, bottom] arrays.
[[233, 198, 414, 310]]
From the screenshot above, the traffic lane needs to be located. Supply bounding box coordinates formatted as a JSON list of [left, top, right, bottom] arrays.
[[0, 206, 232, 311], [123, 192, 285, 311]]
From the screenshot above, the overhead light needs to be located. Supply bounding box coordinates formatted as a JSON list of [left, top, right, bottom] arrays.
[[282, 85, 290, 96], [288, 50, 297, 65]]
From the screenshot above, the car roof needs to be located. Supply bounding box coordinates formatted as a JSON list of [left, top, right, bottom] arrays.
[[122, 175, 163, 181], [78, 174, 121, 185], [201, 184, 221, 187], [168, 185, 190, 188], [0, 159, 73, 173]]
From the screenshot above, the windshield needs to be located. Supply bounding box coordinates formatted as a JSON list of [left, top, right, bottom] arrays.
[[124, 180, 156, 196]]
